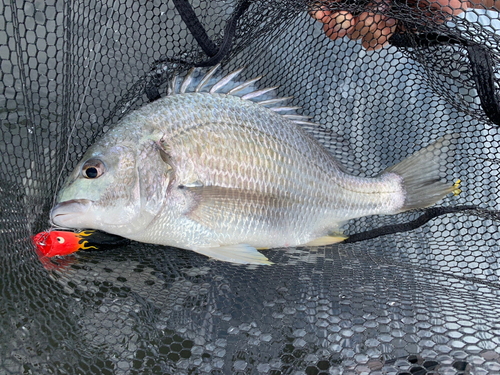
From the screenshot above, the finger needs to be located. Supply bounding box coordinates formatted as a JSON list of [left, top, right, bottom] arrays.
[[361, 17, 397, 50], [347, 12, 379, 41], [310, 8, 333, 23], [323, 11, 355, 40], [468, 0, 496, 9], [428, 0, 469, 15], [414, 0, 470, 19]]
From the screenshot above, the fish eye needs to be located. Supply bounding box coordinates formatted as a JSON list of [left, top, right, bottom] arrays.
[[82, 159, 105, 179], [56, 237, 65, 243]]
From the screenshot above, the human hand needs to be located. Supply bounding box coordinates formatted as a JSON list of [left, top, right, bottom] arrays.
[[310, 0, 483, 50]]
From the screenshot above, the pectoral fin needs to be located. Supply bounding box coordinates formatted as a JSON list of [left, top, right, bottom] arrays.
[[154, 140, 174, 166], [184, 185, 295, 230], [305, 233, 347, 247], [192, 244, 273, 265]]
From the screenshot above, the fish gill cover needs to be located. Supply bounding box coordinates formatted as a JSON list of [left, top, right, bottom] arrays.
[[0, 0, 500, 374]]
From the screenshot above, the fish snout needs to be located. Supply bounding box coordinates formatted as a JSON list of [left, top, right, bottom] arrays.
[[50, 199, 92, 228]]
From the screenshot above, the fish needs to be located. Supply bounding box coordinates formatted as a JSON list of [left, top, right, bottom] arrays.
[[50, 65, 460, 265]]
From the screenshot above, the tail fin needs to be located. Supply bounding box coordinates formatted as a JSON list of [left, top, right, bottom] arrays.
[[383, 134, 460, 212]]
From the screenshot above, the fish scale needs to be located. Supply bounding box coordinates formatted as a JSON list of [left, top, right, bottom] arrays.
[[51, 65, 459, 265], [170, 119, 323, 194]]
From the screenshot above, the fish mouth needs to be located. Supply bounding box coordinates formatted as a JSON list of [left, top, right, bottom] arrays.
[[50, 199, 93, 228]]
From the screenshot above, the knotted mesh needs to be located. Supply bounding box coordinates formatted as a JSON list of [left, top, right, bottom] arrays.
[[1, 1, 499, 374]]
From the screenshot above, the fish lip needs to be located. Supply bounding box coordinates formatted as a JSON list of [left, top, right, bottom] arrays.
[[50, 199, 93, 226]]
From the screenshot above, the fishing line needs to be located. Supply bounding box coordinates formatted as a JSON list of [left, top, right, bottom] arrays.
[[51, 2, 117, 214]]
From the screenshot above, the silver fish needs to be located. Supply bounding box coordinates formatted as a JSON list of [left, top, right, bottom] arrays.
[[50, 65, 459, 265]]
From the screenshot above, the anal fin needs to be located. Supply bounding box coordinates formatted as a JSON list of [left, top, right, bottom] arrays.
[[192, 244, 273, 265], [305, 234, 347, 247]]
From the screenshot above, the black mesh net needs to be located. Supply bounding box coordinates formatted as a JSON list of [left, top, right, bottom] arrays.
[[1, 0, 500, 374]]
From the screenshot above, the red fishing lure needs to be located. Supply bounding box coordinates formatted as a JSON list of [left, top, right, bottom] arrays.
[[32, 229, 131, 258], [32, 230, 99, 257]]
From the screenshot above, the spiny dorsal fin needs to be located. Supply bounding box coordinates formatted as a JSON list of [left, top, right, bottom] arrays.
[[270, 106, 301, 112], [258, 97, 293, 106], [241, 86, 278, 100], [282, 115, 313, 121], [195, 64, 221, 92], [179, 67, 196, 94], [168, 74, 178, 96], [209, 67, 245, 94], [227, 76, 262, 95], [168, 66, 323, 128]]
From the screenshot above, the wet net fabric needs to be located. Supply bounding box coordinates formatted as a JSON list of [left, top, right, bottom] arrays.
[[1, 0, 500, 374]]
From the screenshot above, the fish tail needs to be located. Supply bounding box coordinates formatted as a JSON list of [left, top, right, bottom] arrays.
[[383, 134, 460, 212]]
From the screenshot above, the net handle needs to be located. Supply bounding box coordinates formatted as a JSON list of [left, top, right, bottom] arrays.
[[344, 206, 498, 243], [144, 0, 251, 102], [173, 0, 251, 67]]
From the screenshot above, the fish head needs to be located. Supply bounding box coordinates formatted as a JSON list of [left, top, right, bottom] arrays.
[[51, 138, 172, 237]]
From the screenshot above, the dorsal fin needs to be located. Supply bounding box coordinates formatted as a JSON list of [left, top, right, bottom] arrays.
[[209, 67, 245, 93], [167, 66, 323, 129], [270, 106, 301, 112], [195, 64, 220, 92], [167, 74, 178, 96], [282, 115, 313, 121], [241, 87, 278, 100], [258, 97, 293, 106], [179, 68, 196, 94], [227, 76, 262, 95]]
